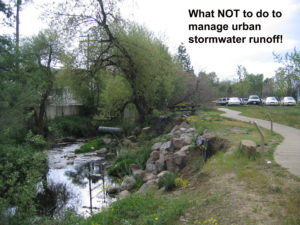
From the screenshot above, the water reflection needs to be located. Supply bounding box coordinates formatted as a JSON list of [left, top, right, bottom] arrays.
[[47, 142, 116, 217]]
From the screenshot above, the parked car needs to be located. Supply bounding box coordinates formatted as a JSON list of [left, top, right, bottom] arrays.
[[228, 97, 242, 106], [265, 97, 279, 106], [247, 95, 261, 105], [217, 97, 230, 106], [240, 98, 248, 104], [281, 96, 296, 106]]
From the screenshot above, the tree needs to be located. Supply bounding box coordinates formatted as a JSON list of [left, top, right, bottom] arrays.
[[262, 78, 275, 97], [0, 0, 13, 25], [22, 30, 63, 134], [176, 42, 194, 72], [234, 65, 263, 97], [274, 49, 300, 97], [51, 0, 176, 122]]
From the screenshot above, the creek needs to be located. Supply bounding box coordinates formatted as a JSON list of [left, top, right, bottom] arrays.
[[45, 141, 117, 217]]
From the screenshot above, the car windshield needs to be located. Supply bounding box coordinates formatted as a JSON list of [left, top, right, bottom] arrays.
[[287, 97, 294, 101], [250, 96, 259, 99], [267, 97, 276, 101], [230, 98, 239, 101]]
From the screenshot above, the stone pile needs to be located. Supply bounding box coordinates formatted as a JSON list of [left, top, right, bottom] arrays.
[[109, 121, 197, 197]]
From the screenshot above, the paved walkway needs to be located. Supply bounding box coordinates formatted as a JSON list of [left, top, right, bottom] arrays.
[[218, 108, 300, 177]]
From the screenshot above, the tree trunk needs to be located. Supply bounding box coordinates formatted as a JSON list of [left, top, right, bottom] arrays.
[[15, 0, 21, 72], [34, 90, 49, 136]]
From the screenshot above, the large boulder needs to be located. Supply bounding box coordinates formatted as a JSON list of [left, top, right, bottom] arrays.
[[96, 148, 108, 156], [119, 190, 130, 199], [180, 133, 192, 145], [178, 121, 190, 129], [179, 145, 191, 154], [157, 171, 170, 179], [127, 136, 137, 142], [172, 138, 184, 150], [132, 169, 145, 180], [137, 180, 158, 193], [102, 138, 112, 145], [150, 151, 160, 161], [146, 161, 157, 174], [165, 155, 176, 172], [155, 161, 165, 173], [121, 176, 136, 191], [141, 127, 151, 135], [143, 173, 157, 182], [169, 125, 179, 136], [107, 185, 121, 195], [160, 141, 173, 152], [151, 142, 162, 151], [174, 151, 187, 169]]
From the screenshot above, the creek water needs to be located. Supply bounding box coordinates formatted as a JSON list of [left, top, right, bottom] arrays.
[[46, 141, 117, 217]]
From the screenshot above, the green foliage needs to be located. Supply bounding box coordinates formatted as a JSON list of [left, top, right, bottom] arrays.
[[0, 144, 47, 225], [108, 145, 152, 177], [158, 172, 179, 191], [75, 138, 101, 154], [75, 137, 115, 154], [48, 115, 97, 138], [176, 42, 194, 72], [85, 192, 189, 225], [98, 75, 132, 120], [25, 130, 47, 150]]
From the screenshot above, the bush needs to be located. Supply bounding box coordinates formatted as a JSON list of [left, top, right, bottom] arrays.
[[108, 145, 152, 177], [158, 172, 179, 191], [48, 115, 97, 138], [25, 130, 47, 150], [0, 144, 47, 225]]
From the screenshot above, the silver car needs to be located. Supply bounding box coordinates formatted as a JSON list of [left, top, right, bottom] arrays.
[[228, 97, 242, 106]]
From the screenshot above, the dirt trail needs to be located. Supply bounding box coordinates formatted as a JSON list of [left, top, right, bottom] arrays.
[[219, 107, 300, 177]]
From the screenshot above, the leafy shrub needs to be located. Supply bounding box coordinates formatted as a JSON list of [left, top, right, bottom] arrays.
[[48, 115, 97, 138], [0, 144, 47, 225], [108, 145, 152, 177], [25, 130, 47, 150], [158, 172, 178, 191], [174, 177, 188, 188]]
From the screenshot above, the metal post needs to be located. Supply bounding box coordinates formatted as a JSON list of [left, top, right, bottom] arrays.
[[88, 163, 93, 214]]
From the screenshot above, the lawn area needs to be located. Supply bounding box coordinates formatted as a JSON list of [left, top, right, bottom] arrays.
[[227, 105, 300, 129], [82, 109, 300, 225]]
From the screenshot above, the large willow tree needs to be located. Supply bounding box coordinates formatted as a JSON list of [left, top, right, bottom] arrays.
[[52, 0, 176, 122]]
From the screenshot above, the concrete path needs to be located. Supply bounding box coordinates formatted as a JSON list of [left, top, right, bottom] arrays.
[[218, 107, 300, 177]]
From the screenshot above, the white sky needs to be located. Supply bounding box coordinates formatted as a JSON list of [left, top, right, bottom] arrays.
[[2, 0, 300, 80]]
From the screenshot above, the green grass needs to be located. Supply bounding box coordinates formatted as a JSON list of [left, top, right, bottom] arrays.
[[85, 192, 191, 225], [75, 136, 114, 154], [228, 106, 300, 129], [108, 144, 152, 177]]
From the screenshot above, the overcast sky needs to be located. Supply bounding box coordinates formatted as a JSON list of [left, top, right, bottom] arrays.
[[2, 0, 300, 80]]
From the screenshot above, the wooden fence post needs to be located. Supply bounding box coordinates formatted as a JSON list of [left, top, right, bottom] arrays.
[[253, 121, 265, 155], [266, 113, 273, 134]]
